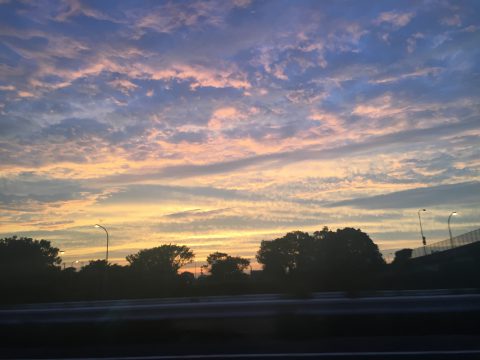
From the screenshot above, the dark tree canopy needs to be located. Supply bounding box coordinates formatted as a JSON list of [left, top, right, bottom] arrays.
[[257, 228, 385, 286], [392, 248, 413, 266], [204, 252, 250, 280], [80, 260, 121, 273], [326, 227, 385, 271], [256, 231, 313, 278], [0, 236, 61, 273], [0, 236, 62, 303], [126, 244, 194, 276]]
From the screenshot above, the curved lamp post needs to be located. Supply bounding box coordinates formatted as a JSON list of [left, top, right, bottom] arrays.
[[94, 224, 109, 263], [417, 209, 427, 246], [448, 212, 457, 248]]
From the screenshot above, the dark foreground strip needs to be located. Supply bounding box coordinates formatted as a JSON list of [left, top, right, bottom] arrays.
[[18, 349, 480, 360]]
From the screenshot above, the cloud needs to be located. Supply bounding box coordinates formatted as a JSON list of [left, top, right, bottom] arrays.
[[155, 214, 323, 233], [0, 115, 36, 138], [406, 33, 425, 53], [169, 130, 207, 143], [165, 208, 232, 219], [208, 106, 244, 130], [42, 118, 110, 140], [108, 79, 138, 94], [441, 14, 462, 27], [32, 220, 75, 228], [54, 0, 119, 23], [374, 11, 415, 29], [97, 117, 479, 183], [17, 90, 35, 98], [308, 111, 345, 134], [0, 85, 15, 91], [329, 181, 480, 209], [372, 67, 440, 84], [352, 95, 399, 118], [149, 64, 251, 90], [0, 175, 97, 208], [98, 184, 253, 204], [131, 1, 232, 34]]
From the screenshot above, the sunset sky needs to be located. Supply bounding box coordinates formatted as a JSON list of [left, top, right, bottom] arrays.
[[1, 0, 479, 269]]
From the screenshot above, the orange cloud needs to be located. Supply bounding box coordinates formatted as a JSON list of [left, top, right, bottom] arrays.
[[352, 94, 401, 118], [150, 64, 250, 90], [208, 107, 244, 131], [309, 111, 345, 133], [17, 90, 35, 98]]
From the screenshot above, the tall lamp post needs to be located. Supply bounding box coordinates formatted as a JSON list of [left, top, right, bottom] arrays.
[[448, 212, 457, 248], [418, 209, 427, 255], [417, 209, 427, 245], [94, 224, 109, 263]]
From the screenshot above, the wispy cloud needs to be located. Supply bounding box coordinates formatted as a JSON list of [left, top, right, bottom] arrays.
[[374, 11, 415, 29], [329, 181, 480, 209]]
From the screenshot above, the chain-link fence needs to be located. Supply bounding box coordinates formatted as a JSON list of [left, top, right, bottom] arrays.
[[411, 228, 480, 258]]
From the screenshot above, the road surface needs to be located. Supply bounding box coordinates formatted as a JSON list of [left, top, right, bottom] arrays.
[[1, 290, 480, 359]]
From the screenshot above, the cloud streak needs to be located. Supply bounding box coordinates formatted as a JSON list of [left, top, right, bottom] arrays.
[[329, 181, 480, 209]]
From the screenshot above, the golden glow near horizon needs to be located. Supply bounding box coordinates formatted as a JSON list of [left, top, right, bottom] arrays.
[[1, 1, 479, 267]]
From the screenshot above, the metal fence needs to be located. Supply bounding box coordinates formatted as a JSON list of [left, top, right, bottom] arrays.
[[411, 228, 480, 258]]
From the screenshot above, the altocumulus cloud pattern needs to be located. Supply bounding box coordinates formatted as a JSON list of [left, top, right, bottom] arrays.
[[0, 0, 479, 265]]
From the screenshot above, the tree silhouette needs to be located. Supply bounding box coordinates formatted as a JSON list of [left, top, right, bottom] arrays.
[[314, 228, 385, 289], [77, 260, 127, 299], [127, 244, 194, 277], [257, 228, 385, 289], [0, 236, 61, 271], [392, 248, 413, 266], [256, 231, 313, 279], [325, 228, 385, 271], [0, 236, 62, 303], [0, 230, 390, 303], [204, 252, 250, 281], [126, 245, 194, 297]]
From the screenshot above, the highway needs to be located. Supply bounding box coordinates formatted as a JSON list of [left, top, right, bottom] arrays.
[[1, 290, 480, 359], [2, 290, 480, 324]]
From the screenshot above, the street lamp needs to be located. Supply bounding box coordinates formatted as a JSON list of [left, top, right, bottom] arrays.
[[94, 224, 109, 263], [448, 212, 458, 248], [417, 209, 427, 246]]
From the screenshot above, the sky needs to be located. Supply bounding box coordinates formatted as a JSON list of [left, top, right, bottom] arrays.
[[1, 0, 479, 269]]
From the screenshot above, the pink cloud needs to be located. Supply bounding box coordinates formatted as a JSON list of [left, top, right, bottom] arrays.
[[309, 111, 345, 133], [109, 79, 138, 94], [441, 14, 462, 27], [374, 11, 415, 28], [17, 90, 35, 98], [54, 0, 119, 23], [208, 107, 243, 130], [149, 64, 251, 90], [0, 85, 15, 91], [406, 32, 425, 53], [131, 1, 249, 34]]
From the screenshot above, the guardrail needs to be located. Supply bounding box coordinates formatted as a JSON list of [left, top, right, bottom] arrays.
[[2, 292, 480, 325], [411, 228, 480, 258]]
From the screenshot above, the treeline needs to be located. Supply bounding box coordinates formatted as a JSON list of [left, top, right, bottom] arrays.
[[0, 227, 478, 304]]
